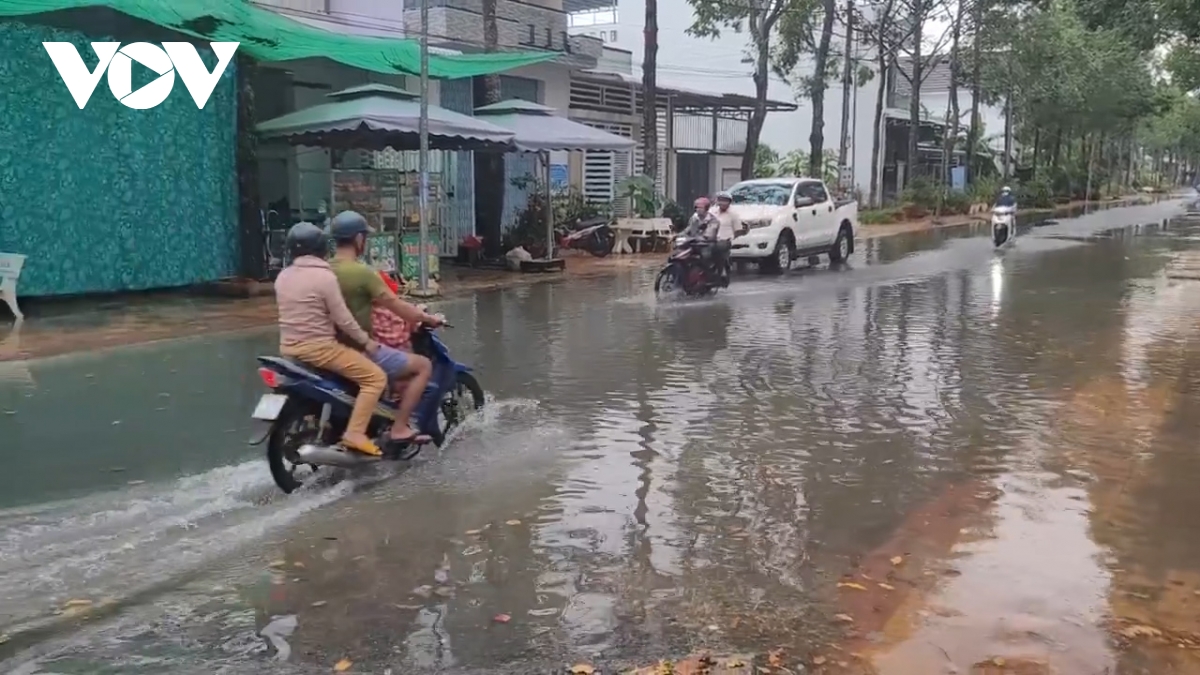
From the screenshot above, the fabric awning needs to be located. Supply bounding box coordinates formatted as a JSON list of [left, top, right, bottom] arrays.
[[0, 0, 558, 78], [257, 84, 516, 151], [473, 100, 636, 152]]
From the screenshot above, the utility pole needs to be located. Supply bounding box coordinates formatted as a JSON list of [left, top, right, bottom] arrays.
[[416, 0, 432, 295], [837, 0, 855, 192], [1002, 86, 1012, 180]]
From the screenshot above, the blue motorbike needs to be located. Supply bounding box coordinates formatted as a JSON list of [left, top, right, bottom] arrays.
[[250, 323, 485, 493]]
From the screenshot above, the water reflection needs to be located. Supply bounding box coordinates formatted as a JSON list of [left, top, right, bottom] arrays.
[[2, 200, 1197, 674]]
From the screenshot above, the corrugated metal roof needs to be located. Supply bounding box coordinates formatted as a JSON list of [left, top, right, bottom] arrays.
[[892, 57, 953, 97]]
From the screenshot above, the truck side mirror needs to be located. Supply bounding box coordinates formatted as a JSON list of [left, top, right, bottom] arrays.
[[794, 196, 814, 208]]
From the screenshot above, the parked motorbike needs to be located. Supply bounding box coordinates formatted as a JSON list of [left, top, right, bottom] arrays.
[[654, 235, 730, 297], [992, 205, 1015, 247], [560, 216, 616, 258], [250, 322, 485, 494]]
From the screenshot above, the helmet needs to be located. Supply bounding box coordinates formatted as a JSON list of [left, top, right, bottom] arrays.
[[1000, 186, 1012, 193], [329, 210, 372, 243], [693, 197, 711, 209], [285, 222, 329, 261], [715, 191, 732, 202]]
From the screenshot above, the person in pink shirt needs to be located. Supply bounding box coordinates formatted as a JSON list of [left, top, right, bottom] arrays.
[[273, 223, 386, 456]]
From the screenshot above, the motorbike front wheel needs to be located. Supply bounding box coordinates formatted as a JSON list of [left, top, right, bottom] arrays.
[[655, 264, 681, 295], [993, 224, 1009, 246], [434, 371, 486, 445]]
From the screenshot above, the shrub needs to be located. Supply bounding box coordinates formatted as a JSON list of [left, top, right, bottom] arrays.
[[860, 208, 903, 225]]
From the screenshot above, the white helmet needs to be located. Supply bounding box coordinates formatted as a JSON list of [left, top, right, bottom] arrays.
[[1000, 186, 1012, 193]]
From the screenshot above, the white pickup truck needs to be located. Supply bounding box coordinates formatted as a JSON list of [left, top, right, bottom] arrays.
[[725, 177, 859, 272]]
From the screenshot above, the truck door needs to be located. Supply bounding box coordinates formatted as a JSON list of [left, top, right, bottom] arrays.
[[793, 180, 835, 249]]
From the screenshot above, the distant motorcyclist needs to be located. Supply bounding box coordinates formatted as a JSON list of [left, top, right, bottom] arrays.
[[995, 186, 1017, 208]]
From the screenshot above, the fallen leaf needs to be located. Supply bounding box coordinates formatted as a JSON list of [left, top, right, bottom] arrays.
[[813, 656, 827, 665], [833, 614, 855, 624], [992, 657, 1006, 667], [494, 613, 512, 623], [465, 529, 482, 535], [293, 561, 305, 569], [269, 560, 286, 568], [570, 665, 596, 675], [63, 599, 93, 608], [878, 583, 896, 591], [768, 649, 785, 667], [311, 600, 327, 607], [506, 519, 522, 526], [334, 658, 352, 671], [837, 582, 868, 591], [890, 556, 904, 566], [726, 658, 746, 668]]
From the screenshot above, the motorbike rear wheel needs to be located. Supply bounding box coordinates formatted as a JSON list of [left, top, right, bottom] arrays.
[[266, 400, 329, 494]]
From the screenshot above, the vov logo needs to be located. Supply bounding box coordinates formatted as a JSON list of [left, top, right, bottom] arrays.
[[42, 42, 240, 110]]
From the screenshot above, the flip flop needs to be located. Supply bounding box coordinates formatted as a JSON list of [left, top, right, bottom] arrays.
[[384, 434, 432, 460]]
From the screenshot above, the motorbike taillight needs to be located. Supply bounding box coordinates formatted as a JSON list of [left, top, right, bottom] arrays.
[[258, 367, 281, 389]]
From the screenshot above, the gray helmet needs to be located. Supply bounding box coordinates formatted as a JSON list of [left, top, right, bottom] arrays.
[[329, 210, 371, 243], [715, 190, 732, 202], [285, 222, 328, 261]]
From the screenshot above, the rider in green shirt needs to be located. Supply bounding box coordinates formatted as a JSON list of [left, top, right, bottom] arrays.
[[328, 211, 441, 451]]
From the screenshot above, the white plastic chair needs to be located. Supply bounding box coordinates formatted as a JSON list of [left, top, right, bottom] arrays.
[[0, 253, 26, 320]]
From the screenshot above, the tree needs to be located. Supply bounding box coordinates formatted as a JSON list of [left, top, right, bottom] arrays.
[[858, 0, 901, 205], [894, 0, 952, 187], [473, 0, 505, 255], [755, 143, 782, 176], [688, 0, 815, 179], [643, 0, 659, 183]]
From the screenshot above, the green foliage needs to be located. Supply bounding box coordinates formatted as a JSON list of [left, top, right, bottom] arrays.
[[755, 144, 781, 178], [615, 175, 662, 218], [860, 208, 904, 225], [661, 199, 690, 231]]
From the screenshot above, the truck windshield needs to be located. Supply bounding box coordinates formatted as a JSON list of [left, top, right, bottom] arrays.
[[730, 183, 792, 206]]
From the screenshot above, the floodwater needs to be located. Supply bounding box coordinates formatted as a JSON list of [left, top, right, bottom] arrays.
[[2, 197, 1199, 674]]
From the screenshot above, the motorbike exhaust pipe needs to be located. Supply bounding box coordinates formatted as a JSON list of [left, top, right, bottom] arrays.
[[296, 443, 380, 469]]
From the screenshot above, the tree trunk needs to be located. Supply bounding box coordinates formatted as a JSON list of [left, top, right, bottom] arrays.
[[869, 49, 888, 207], [642, 0, 659, 183], [906, 0, 924, 188], [473, 0, 504, 255], [235, 54, 263, 280], [1051, 127, 1062, 167], [743, 36, 771, 180], [1031, 127, 1040, 174], [809, 0, 837, 178], [966, 0, 982, 185]]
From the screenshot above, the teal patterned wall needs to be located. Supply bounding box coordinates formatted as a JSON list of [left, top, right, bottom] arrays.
[[0, 20, 238, 297]]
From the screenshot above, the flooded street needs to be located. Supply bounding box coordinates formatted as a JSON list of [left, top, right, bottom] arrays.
[[3, 197, 1200, 674]]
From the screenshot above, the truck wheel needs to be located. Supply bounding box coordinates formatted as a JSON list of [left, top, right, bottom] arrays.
[[766, 233, 793, 273], [829, 225, 853, 263]]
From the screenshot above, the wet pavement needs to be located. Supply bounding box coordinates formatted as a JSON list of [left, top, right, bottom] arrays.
[[2, 196, 1199, 674]]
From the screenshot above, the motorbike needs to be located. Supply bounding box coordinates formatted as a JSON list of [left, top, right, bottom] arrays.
[[250, 322, 485, 494], [560, 216, 616, 258], [654, 235, 730, 297], [991, 205, 1016, 247]]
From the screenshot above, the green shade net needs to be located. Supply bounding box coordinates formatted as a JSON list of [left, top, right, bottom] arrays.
[[0, 0, 559, 79]]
